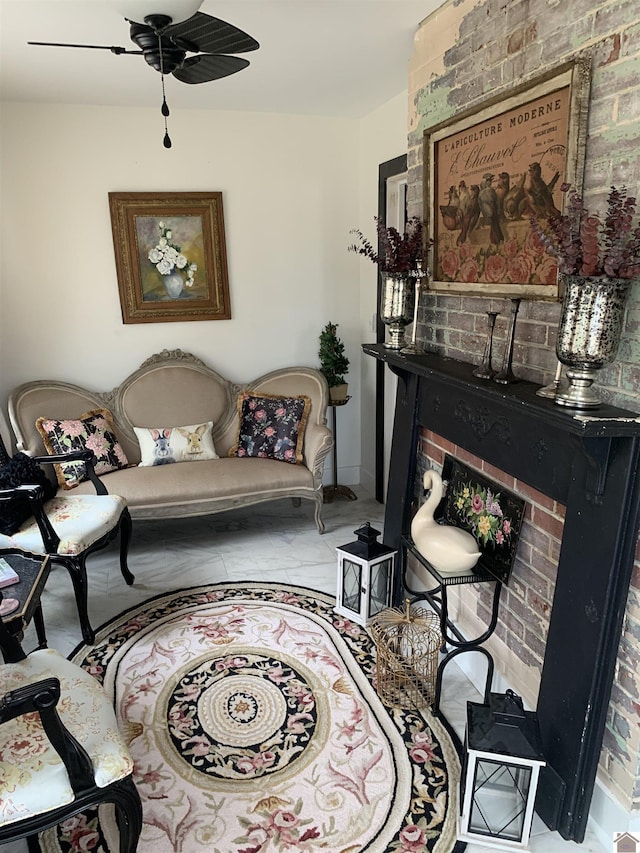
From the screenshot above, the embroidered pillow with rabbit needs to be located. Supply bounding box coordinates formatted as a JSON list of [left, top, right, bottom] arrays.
[[134, 422, 218, 467]]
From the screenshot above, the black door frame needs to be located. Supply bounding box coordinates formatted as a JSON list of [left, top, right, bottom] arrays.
[[375, 154, 408, 502]]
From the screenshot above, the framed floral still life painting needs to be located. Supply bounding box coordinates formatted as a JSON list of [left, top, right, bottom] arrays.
[[439, 455, 526, 585], [423, 57, 591, 299], [109, 191, 231, 323]]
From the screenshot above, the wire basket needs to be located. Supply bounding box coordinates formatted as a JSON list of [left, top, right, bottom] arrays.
[[370, 600, 441, 709]]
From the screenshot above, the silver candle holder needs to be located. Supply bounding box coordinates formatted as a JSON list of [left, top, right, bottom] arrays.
[[401, 264, 427, 355], [494, 298, 521, 385], [473, 311, 500, 379]]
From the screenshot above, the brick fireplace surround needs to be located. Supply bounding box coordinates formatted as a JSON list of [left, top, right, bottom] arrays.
[[364, 343, 640, 843]]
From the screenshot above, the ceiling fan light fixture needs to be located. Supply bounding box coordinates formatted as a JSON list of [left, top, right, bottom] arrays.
[[111, 0, 203, 25]]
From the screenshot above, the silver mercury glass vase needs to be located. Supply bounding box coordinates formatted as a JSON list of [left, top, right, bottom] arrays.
[[555, 274, 631, 408], [381, 274, 415, 350]]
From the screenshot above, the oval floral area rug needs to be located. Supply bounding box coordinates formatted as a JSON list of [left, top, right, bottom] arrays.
[[33, 583, 461, 853]]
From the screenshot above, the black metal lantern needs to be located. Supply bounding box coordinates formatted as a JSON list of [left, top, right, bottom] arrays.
[[458, 691, 546, 851], [335, 523, 396, 627]]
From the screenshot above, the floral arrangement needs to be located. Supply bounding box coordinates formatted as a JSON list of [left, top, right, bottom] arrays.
[[348, 216, 427, 275], [436, 229, 558, 286], [452, 480, 514, 548], [530, 184, 640, 279], [148, 222, 197, 287]]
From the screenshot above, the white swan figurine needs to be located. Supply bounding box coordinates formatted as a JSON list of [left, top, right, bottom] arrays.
[[411, 468, 481, 574]]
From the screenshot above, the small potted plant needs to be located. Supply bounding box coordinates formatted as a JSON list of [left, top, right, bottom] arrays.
[[319, 322, 350, 403]]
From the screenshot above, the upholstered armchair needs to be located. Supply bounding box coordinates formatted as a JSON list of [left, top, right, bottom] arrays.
[[0, 413, 134, 645], [0, 592, 142, 851]]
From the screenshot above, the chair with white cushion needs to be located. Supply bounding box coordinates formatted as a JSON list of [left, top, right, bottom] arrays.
[[0, 414, 133, 645], [0, 595, 142, 851]]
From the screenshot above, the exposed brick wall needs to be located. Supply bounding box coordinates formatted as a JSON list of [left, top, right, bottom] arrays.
[[407, 0, 640, 812], [408, 0, 640, 409], [413, 429, 564, 708], [422, 293, 561, 385]]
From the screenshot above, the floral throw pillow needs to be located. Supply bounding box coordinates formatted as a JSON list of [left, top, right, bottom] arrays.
[[36, 409, 129, 490], [230, 393, 311, 465]]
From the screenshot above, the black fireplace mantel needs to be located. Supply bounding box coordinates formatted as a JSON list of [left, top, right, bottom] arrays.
[[363, 342, 640, 843]]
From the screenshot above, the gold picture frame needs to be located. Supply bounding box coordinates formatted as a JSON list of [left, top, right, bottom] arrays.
[[424, 57, 592, 299], [109, 191, 231, 323]]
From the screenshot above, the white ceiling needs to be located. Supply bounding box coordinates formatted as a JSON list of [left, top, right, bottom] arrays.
[[0, 0, 442, 118]]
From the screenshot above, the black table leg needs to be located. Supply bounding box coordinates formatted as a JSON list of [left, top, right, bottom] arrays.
[[33, 603, 48, 649], [323, 402, 357, 502]]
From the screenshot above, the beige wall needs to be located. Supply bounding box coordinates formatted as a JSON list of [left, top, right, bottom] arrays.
[[0, 102, 366, 479], [0, 92, 413, 485]]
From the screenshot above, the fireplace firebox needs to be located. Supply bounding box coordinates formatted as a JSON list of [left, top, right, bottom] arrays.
[[364, 342, 640, 843]]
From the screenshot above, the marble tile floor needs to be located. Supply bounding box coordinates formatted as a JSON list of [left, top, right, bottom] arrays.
[[2, 487, 605, 852]]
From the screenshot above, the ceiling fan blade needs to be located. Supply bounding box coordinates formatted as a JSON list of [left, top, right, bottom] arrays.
[[172, 54, 249, 84], [28, 41, 141, 55], [166, 12, 259, 55]]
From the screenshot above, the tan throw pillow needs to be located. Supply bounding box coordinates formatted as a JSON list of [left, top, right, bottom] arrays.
[[133, 422, 218, 467], [36, 409, 129, 490], [229, 393, 311, 464]]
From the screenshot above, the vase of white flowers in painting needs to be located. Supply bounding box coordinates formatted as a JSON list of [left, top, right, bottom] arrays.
[[148, 222, 198, 299], [531, 185, 640, 408]]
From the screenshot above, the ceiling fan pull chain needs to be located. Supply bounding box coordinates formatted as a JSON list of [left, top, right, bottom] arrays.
[[158, 34, 172, 148]]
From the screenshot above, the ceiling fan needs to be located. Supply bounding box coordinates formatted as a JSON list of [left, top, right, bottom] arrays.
[[27, 1, 259, 148]]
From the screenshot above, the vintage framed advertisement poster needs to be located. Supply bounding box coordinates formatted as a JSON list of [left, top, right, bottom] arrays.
[[424, 58, 591, 299], [109, 191, 231, 323]]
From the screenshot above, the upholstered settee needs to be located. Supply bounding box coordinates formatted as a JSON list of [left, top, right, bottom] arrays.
[[8, 350, 334, 533]]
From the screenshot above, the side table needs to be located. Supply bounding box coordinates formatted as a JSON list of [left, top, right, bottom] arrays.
[[401, 535, 501, 713], [0, 553, 51, 652], [323, 397, 357, 503]]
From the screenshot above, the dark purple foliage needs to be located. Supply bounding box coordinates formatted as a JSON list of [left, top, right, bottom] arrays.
[[348, 216, 429, 275], [530, 185, 640, 279]]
